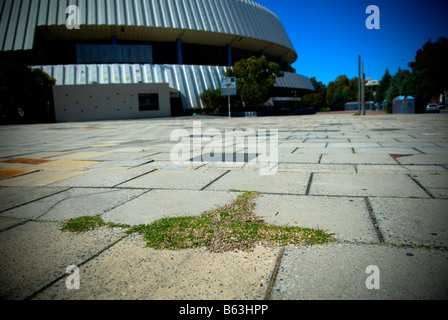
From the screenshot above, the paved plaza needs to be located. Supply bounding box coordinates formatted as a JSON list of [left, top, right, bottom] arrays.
[[0, 113, 447, 300]]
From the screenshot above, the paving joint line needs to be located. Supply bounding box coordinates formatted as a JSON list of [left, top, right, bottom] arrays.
[[200, 170, 230, 190], [407, 174, 435, 199], [305, 172, 314, 195], [0, 169, 42, 181], [112, 169, 157, 188], [264, 247, 285, 300], [0, 186, 71, 216], [25, 234, 129, 300], [364, 197, 385, 243], [102, 188, 153, 214], [335, 239, 448, 251]]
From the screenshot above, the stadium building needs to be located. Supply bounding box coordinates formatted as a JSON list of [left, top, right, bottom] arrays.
[[0, 0, 314, 122]]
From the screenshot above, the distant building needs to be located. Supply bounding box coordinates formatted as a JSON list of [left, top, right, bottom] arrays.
[[365, 79, 380, 97], [0, 0, 314, 122]]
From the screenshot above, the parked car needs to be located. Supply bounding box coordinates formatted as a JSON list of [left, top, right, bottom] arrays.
[[426, 103, 440, 113]]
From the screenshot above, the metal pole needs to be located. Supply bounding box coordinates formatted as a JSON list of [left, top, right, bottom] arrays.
[[358, 56, 361, 114], [361, 63, 366, 116], [228, 95, 231, 118]]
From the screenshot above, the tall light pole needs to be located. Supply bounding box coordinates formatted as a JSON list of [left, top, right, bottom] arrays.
[[361, 62, 366, 115], [358, 56, 361, 114]]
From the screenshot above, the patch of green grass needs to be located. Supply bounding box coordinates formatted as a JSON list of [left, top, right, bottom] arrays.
[[61, 192, 334, 252], [61, 215, 128, 233], [128, 191, 334, 252]]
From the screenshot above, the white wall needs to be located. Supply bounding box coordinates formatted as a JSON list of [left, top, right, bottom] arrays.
[[53, 83, 174, 122]]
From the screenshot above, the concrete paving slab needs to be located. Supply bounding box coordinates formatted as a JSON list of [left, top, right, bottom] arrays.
[[356, 165, 410, 173], [91, 152, 154, 161], [0, 170, 87, 187], [88, 159, 152, 168], [48, 152, 110, 160], [0, 221, 125, 300], [8, 151, 74, 159], [396, 154, 448, 165], [88, 143, 120, 148], [0, 186, 68, 212], [0, 167, 34, 180], [412, 147, 448, 154], [327, 143, 380, 148], [33, 234, 281, 300], [410, 173, 448, 189], [50, 167, 152, 187], [35, 159, 99, 171], [321, 154, 397, 164], [403, 165, 448, 173], [117, 169, 228, 190], [379, 142, 440, 148], [205, 170, 310, 194], [278, 153, 320, 163], [369, 198, 448, 247], [309, 173, 429, 197], [290, 142, 327, 148], [294, 147, 353, 154], [278, 163, 356, 173], [102, 189, 238, 225], [0, 217, 27, 231], [139, 161, 201, 170], [147, 153, 177, 161], [253, 194, 378, 243], [354, 147, 417, 155], [430, 189, 448, 198], [0, 161, 38, 170], [109, 147, 151, 153], [1, 188, 146, 221], [271, 243, 448, 300]]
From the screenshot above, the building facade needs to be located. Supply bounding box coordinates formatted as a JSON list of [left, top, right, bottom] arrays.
[[0, 0, 314, 121]]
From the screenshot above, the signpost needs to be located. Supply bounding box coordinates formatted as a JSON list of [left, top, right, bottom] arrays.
[[221, 77, 237, 118]]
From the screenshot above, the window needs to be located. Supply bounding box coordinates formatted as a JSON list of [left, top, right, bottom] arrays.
[[138, 93, 159, 111], [76, 44, 153, 64]]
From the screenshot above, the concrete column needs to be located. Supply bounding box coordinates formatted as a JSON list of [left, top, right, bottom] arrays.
[[177, 38, 183, 65], [226, 43, 232, 66]]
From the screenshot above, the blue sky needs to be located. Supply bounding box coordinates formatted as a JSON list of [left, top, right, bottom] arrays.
[[254, 0, 448, 85]]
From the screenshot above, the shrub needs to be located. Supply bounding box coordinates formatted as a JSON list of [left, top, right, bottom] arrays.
[[199, 88, 227, 113], [0, 60, 56, 124]]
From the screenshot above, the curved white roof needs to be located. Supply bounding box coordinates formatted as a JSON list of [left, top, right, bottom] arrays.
[[0, 0, 297, 62]]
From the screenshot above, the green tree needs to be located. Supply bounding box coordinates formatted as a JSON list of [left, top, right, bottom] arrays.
[[199, 88, 227, 113], [375, 68, 391, 105], [225, 56, 284, 110], [302, 77, 326, 110], [0, 60, 56, 123], [409, 37, 448, 112], [385, 69, 415, 113], [326, 75, 358, 110]]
